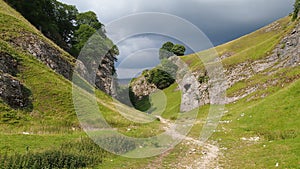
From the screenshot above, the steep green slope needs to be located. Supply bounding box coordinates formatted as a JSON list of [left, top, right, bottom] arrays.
[[213, 78, 300, 168], [0, 0, 299, 167], [182, 16, 294, 70], [144, 16, 300, 168], [180, 16, 300, 105], [0, 1, 163, 168], [0, 0, 75, 132], [0, 0, 161, 135]]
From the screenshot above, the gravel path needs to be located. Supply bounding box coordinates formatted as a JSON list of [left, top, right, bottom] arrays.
[[146, 116, 221, 169]]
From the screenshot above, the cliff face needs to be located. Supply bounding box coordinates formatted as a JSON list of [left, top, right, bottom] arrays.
[[182, 20, 300, 107], [131, 76, 157, 99], [7, 31, 117, 96], [0, 52, 31, 109], [10, 32, 75, 80], [96, 51, 117, 96], [224, 21, 300, 102]]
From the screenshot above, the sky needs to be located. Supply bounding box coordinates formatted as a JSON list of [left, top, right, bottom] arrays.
[[59, 0, 294, 79]]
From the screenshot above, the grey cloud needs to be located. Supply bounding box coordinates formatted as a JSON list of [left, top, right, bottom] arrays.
[[59, 0, 293, 45], [59, 0, 294, 79], [118, 49, 160, 69]]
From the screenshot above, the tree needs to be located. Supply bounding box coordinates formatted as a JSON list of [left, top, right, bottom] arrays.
[[145, 68, 175, 89], [293, 0, 300, 21], [171, 44, 186, 56], [76, 11, 103, 30], [159, 42, 174, 60], [52, 1, 78, 49], [159, 42, 186, 59], [71, 24, 96, 56], [161, 42, 174, 51], [5, 0, 119, 60], [70, 11, 109, 57], [5, 0, 78, 51]]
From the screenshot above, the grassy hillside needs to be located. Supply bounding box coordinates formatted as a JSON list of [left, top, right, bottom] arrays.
[[0, 1, 163, 168], [180, 15, 300, 102], [214, 77, 300, 168], [0, 0, 299, 168], [144, 16, 300, 168], [172, 16, 299, 168], [182, 16, 295, 70]]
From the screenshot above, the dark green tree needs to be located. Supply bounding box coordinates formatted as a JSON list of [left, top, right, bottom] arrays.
[[171, 44, 186, 56], [159, 42, 174, 59], [5, 0, 78, 51], [161, 42, 174, 51], [5, 0, 119, 67], [70, 11, 109, 56], [159, 42, 186, 59], [71, 24, 97, 56], [146, 69, 175, 89], [52, 1, 78, 49], [76, 11, 103, 30]]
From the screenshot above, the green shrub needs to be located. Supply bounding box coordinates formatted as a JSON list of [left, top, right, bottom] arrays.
[[0, 138, 107, 168], [146, 68, 175, 89]]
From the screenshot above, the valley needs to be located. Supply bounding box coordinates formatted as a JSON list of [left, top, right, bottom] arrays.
[[0, 0, 299, 168]]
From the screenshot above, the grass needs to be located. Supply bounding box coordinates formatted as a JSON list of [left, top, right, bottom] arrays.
[[0, 0, 75, 63], [0, 0, 165, 167], [182, 77, 300, 168], [0, 133, 83, 155], [160, 15, 300, 168], [181, 16, 295, 71], [0, 0, 299, 167], [149, 84, 181, 119], [226, 65, 300, 98], [202, 78, 300, 168]]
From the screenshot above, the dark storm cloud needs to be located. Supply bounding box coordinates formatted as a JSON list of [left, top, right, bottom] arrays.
[[60, 0, 293, 45], [59, 0, 294, 78]]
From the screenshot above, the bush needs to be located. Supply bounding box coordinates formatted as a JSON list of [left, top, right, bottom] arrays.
[[171, 44, 186, 56], [146, 69, 175, 89], [127, 86, 151, 112], [0, 138, 107, 169]]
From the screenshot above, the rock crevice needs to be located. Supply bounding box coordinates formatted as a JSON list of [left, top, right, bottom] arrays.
[[0, 52, 32, 109]]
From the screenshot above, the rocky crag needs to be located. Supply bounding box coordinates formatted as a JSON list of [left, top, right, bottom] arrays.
[[0, 52, 31, 109], [185, 20, 300, 106], [0, 7, 118, 108], [9, 32, 117, 95]]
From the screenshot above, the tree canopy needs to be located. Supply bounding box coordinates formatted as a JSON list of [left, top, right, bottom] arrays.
[[171, 44, 186, 56], [144, 68, 175, 89], [159, 42, 186, 59], [5, 0, 118, 58], [76, 11, 103, 30]]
